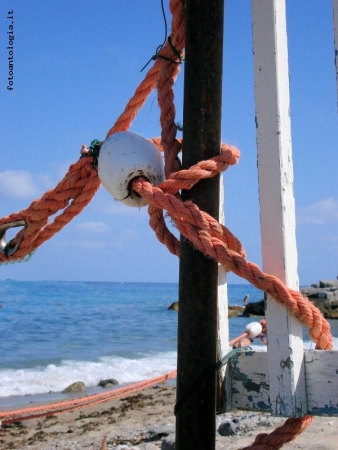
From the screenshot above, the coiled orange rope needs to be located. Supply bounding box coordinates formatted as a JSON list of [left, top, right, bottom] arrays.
[[0, 0, 333, 448]]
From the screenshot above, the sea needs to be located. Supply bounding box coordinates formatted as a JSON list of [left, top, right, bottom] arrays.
[[0, 280, 337, 406]]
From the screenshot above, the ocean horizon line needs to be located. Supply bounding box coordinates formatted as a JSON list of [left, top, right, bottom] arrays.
[[1, 279, 253, 286]]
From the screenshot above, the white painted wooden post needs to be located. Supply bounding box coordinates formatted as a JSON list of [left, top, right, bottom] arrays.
[[217, 175, 230, 412], [252, 0, 307, 417], [333, 0, 338, 110]]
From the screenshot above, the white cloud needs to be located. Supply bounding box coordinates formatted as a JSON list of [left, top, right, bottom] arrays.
[[0, 170, 39, 199], [77, 222, 110, 234], [0, 170, 56, 201], [297, 198, 338, 225]]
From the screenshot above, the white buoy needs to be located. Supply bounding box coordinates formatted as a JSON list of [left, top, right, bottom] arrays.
[[245, 322, 263, 339], [98, 131, 165, 207]]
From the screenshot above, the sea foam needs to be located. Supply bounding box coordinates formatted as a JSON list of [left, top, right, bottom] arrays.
[[2, 337, 338, 398], [0, 351, 177, 397]]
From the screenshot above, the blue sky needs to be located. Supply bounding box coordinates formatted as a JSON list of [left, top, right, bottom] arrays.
[[0, 1, 337, 285]]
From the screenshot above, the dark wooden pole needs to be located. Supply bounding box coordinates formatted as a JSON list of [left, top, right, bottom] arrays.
[[176, 1, 224, 449]]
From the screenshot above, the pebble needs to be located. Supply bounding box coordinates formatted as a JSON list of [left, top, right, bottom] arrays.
[[216, 411, 280, 437], [154, 412, 281, 448], [113, 446, 138, 450], [218, 421, 236, 436], [145, 444, 160, 450], [161, 433, 176, 450], [148, 424, 175, 435]]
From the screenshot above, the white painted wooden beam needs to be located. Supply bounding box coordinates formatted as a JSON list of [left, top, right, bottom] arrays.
[[304, 350, 338, 416], [251, 0, 307, 417], [216, 176, 230, 412], [229, 350, 338, 416], [231, 350, 270, 413], [333, 0, 338, 111]]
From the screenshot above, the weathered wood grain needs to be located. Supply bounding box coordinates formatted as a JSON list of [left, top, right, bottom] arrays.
[[229, 350, 338, 416], [252, 0, 307, 417]]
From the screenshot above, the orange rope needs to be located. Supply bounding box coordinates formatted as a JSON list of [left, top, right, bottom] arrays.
[[132, 177, 332, 351], [0, 157, 100, 263], [149, 143, 244, 257], [0, 371, 177, 424], [0, 0, 333, 448], [0, 0, 184, 264], [239, 415, 314, 450], [0, 332, 255, 425]]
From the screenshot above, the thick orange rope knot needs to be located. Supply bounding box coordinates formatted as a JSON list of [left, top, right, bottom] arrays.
[[132, 158, 333, 351], [132, 142, 245, 259]]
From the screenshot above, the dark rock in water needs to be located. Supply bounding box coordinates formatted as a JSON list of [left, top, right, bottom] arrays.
[[62, 381, 86, 393], [301, 280, 338, 319], [98, 378, 119, 388], [228, 305, 245, 317], [167, 301, 179, 311], [242, 299, 265, 317]]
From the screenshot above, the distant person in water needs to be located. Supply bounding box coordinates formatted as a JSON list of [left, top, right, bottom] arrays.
[[243, 294, 249, 306]]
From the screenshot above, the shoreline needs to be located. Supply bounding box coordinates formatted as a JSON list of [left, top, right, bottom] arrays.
[[0, 381, 132, 410], [1, 384, 337, 450], [0, 376, 178, 412]]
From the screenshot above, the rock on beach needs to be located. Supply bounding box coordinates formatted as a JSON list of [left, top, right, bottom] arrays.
[[1, 384, 338, 449], [62, 381, 86, 393], [240, 279, 338, 319], [99, 378, 119, 388], [301, 279, 338, 319]]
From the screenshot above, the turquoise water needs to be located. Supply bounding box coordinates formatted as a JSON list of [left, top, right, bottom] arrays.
[[0, 280, 336, 398]]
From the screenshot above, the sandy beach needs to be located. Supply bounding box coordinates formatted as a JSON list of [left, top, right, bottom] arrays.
[[1, 384, 337, 450]]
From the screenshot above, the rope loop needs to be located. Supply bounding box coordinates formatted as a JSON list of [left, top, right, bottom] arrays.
[[155, 34, 184, 65], [0, 220, 27, 258]]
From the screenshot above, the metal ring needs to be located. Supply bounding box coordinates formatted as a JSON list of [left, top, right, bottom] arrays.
[[0, 220, 27, 257]]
